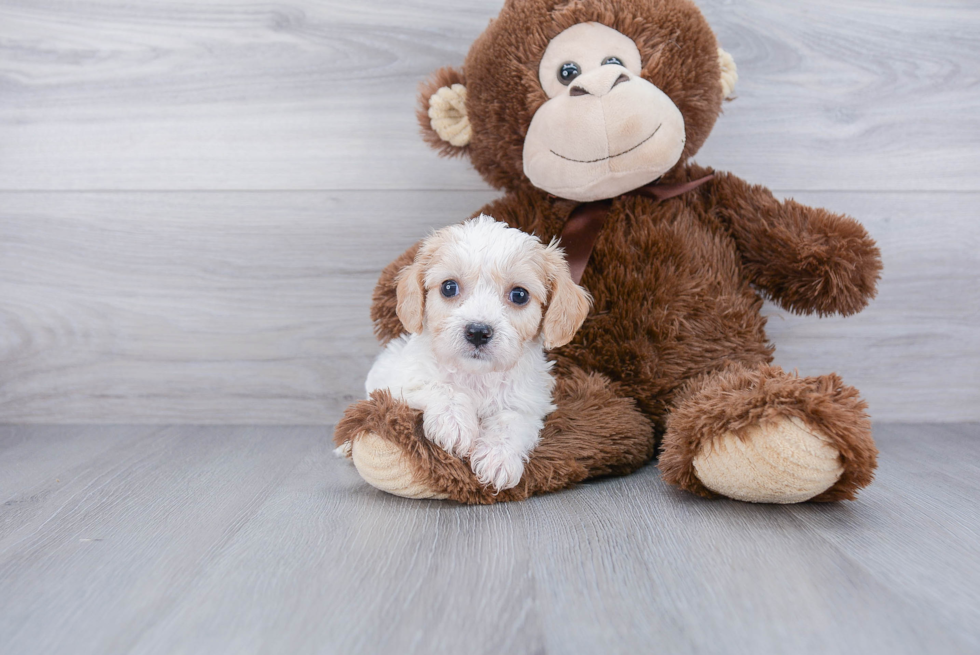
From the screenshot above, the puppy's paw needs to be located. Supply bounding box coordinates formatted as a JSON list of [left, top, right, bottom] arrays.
[[423, 407, 478, 458], [470, 443, 526, 492]]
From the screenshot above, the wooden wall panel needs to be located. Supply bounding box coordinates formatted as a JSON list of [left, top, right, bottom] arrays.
[[0, 0, 977, 191], [1, 191, 975, 423]]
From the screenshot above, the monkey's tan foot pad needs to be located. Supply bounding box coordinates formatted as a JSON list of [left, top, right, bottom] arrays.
[[692, 416, 844, 504], [350, 432, 450, 500]]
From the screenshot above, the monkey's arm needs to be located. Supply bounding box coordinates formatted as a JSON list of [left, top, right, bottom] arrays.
[[708, 170, 882, 316]]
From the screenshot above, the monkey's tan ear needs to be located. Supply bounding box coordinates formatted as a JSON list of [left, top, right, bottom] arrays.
[[718, 48, 738, 99], [417, 67, 470, 157], [395, 260, 426, 335], [541, 242, 592, 349]]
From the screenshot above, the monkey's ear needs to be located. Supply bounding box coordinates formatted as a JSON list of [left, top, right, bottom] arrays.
[[718, 48, 738, 99], [417, 67, 471, 157], [395, 259, 426, 335]]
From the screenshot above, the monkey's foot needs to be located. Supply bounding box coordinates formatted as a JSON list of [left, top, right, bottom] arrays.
[[350, 431, 448, 500], [660, 363, 877, 503], [334, 370, 655, 504], [691, 416, 843, 504]]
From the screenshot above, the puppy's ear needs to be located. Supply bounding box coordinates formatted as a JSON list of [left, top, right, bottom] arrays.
[[541, 242, 592, 349], [395, 259, 426, 335], [418, 67, 470, 157]]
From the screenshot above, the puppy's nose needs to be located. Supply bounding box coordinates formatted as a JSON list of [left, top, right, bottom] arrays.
[[464, 323, 493, 346]]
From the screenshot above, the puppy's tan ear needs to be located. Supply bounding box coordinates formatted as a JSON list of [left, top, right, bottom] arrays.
[[395, 260, 426, 335], [417, 67, 470, 157], [541, 242, 592, 349]]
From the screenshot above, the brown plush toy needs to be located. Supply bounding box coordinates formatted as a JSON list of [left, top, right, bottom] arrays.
[[335, 0, 881, 504]]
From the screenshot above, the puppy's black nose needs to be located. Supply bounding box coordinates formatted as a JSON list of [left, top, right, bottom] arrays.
[[464, 323, 493, 346]]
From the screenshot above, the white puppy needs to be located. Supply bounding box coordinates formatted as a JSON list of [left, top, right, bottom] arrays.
[[363, 215, 591, 491]]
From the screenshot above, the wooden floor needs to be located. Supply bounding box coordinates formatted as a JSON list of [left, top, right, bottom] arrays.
[[0, 423, 977, 654]]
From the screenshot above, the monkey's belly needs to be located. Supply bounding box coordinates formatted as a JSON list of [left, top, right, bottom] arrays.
[[557, 224, 773, 415]]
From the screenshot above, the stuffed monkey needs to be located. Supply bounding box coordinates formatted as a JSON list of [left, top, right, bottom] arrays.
[[335, 0, 881, 504]]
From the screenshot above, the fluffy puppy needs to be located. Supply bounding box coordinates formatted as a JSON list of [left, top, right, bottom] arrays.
[[363, 215, 591, 491]]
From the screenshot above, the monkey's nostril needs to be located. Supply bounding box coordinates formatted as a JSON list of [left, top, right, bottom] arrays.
[[569, 85, 589, 97], [611, 73, 629, 89], [464, 323, 494, 346]]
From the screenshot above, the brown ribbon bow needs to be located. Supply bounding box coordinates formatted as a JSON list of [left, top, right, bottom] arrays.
[[560, 173, 715, 284]]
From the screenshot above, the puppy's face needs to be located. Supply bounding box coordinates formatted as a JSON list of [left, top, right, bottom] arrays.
[[396, 216, 591, 373]]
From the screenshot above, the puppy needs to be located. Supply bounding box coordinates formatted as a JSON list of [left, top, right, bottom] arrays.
[[363, 215, 591, 491]]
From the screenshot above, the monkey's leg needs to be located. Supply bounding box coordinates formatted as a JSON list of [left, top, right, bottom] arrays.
[[333, 367, 654, 504], [658, 363, 877, 503]]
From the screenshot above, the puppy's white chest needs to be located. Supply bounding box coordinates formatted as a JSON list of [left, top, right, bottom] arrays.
[[446, 370, 509, 417]]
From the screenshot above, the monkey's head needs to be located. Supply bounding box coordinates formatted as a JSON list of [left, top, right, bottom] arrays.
[[419, 0, 736, 202]]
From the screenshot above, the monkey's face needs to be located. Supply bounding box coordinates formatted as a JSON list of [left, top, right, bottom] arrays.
[[417, 0, 735, 200], [523, 22, 686, 202]]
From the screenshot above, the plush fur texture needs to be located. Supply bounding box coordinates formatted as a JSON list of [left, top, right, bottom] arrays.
[[659, 362, 877, 502], [335, 368, 655, 504], [437, 0, 724, 194], [417, 66, 469, 159], [523, 22, 688, 201], [336, 0, 882, 503]]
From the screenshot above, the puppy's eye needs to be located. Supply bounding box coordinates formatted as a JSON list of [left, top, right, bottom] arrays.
[[440, 280, 459, 298], [558, 62, 581, 85], [509, 287, 529, 305], [602, 56, 624, 66]]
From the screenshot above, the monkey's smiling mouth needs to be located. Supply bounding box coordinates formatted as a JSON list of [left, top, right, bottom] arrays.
[[549, 124, 662, 164]]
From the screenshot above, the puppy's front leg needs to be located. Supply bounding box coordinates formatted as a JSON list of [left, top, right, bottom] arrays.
[[409, 384, 479, 458], [470, 411, 543, 491]]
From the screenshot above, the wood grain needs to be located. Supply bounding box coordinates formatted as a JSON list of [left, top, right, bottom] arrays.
[[1, 190, 976, 423], [0, 0, 976, 422], [0, 0, 977, 191], [0, 423, 976, 654]]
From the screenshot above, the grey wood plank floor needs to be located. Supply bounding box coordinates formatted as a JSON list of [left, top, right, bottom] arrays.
[[0, 423, 978, 655]]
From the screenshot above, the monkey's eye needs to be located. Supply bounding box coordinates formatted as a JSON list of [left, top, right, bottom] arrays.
[[509, 287, 530, 305], [441, 280, 459, 298], [602, 56, 624, 67], [558, 62, 581, 85]]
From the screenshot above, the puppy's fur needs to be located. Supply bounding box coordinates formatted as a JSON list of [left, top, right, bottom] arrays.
[[364, 215, 591, 490]]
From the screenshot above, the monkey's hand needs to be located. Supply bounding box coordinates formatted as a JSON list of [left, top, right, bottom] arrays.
[[707, 169, 882, 317]]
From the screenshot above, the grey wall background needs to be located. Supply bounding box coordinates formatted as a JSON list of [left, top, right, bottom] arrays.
[[0, 0, 977, 424]]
